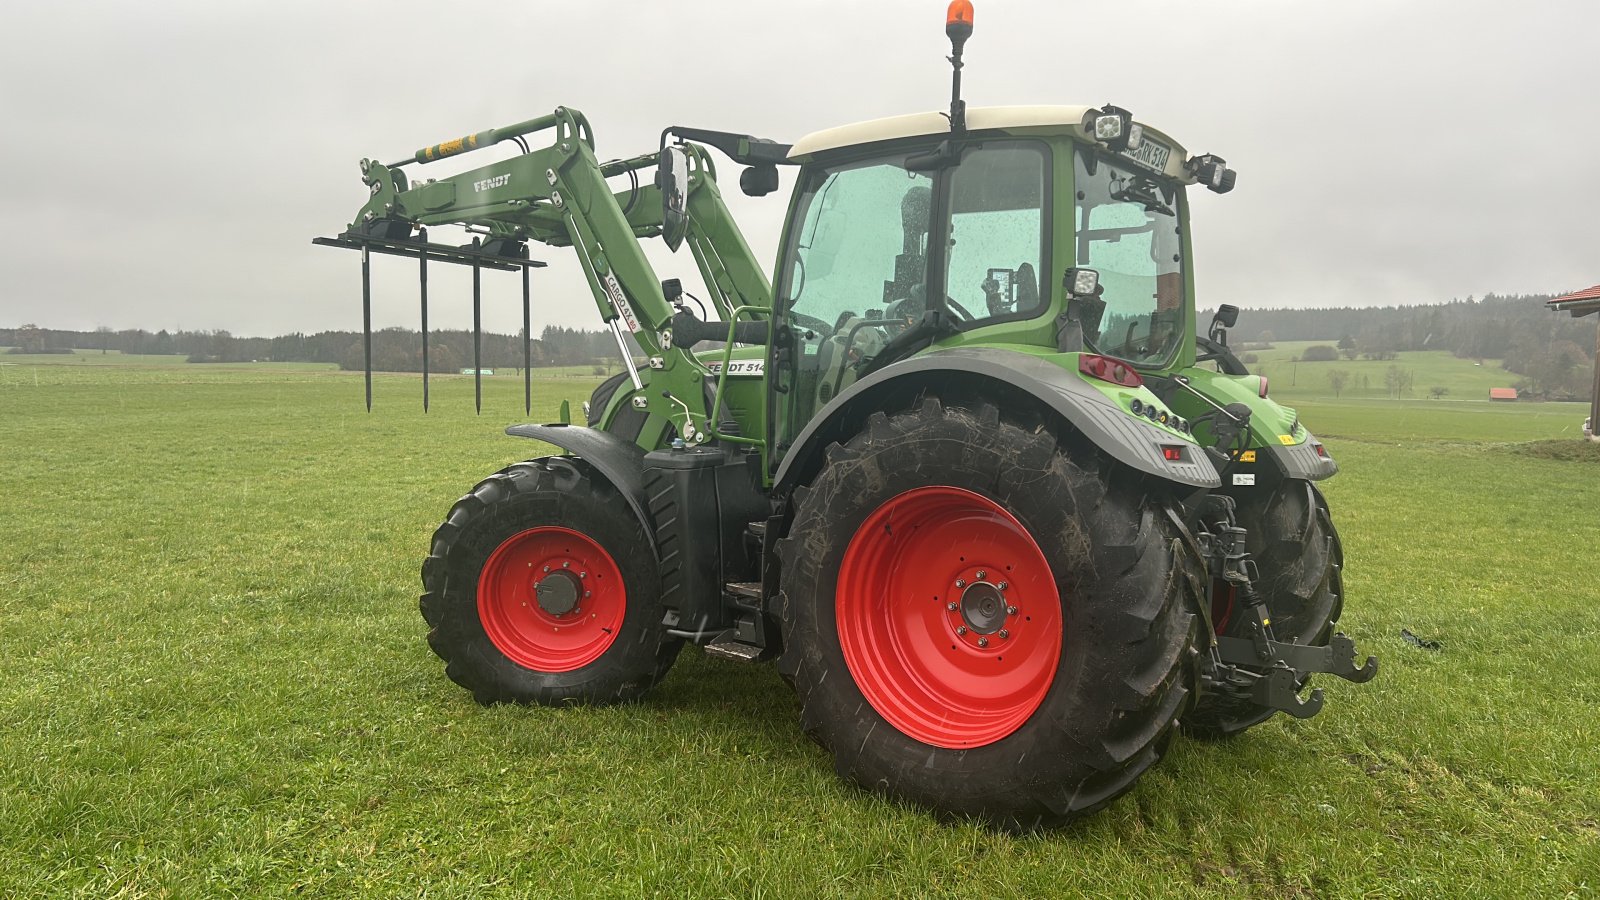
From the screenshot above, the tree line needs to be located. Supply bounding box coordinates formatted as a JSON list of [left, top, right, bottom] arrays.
[[6, 292, 1594, 398], [2, 323, 626, 372], [1209, 293, 1596, 400]]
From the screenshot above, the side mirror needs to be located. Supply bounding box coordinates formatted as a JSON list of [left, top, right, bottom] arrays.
[[658, 145, 691, 251], [1209, 303, 1240, 347], [739, 164, 779, 197]]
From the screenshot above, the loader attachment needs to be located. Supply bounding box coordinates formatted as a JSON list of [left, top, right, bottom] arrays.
[[312, 227, 545, 414]]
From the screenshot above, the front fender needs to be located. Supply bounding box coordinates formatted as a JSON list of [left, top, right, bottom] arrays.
[[773, 348, 1220, 493], [504, 423, 656, 557]]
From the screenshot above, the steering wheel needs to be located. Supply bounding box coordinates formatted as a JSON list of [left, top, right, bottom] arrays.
[[945, 296, 977, 322]]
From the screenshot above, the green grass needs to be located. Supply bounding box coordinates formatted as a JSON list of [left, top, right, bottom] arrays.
[[1244, 341, 1526, 403], [2, 354, 1597, 898]]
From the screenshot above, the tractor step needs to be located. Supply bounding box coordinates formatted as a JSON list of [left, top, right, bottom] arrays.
[[703, 638, 765, 662], [723, 581, 763, 613]]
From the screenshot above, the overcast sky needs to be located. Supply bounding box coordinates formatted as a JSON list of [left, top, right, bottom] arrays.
[[2, 0, 1596, 338]]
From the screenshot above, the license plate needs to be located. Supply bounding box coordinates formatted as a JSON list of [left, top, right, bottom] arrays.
[[1125, 138, 1171, 173]]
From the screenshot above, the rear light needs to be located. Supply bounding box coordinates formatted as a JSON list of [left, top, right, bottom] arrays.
[[1258, 376, 1269, 398], [1160, 445, 1184, 462], [1078, 354, 1143, 388], [1313, 443, 1329, 458]]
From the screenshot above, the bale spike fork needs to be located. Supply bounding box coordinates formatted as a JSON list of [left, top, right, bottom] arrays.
[[311, 230, 545, 413]]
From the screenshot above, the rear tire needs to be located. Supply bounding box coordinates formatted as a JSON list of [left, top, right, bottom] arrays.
[[1184, 480, 1343, 738], [776, 398, 1202, 828], [420, 459, 681, 706]]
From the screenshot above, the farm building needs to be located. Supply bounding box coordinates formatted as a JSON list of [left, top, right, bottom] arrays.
[[1490, 388, 1518, 401], [1546, 286, 1600, 434]]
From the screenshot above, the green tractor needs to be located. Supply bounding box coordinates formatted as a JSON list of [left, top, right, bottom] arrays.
[[317, 2, 1375, 827]]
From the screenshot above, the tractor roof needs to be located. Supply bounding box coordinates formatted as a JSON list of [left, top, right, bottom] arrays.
[[788, 105, 1192, 179]]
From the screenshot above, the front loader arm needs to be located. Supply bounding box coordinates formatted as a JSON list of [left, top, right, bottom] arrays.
[[354, 109, 675, 348], [333, 106, 789, 448]]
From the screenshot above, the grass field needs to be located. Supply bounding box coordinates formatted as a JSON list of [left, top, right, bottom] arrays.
[[1244, 341, 1533, 404], [2, 351, 1597, 898]]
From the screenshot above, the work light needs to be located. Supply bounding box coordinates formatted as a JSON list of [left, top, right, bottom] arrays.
[[1064, 267, 1100, 297], [1084, 105, 1138, 152], [1188, 153, 1237, 194]]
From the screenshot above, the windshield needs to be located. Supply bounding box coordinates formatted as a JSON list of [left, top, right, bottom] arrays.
[[1074, 150, 1185, 367]]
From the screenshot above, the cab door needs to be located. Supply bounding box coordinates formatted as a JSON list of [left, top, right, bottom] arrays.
[[767, 152, 935, 460]]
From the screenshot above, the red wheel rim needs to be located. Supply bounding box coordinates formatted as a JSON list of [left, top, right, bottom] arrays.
[[836, 486, 1062, 748], [478, 527, 625, 672]]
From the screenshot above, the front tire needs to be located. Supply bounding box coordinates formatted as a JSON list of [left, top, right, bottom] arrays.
[[420, 459, 681, 706], [776, 398, 1202, 828]]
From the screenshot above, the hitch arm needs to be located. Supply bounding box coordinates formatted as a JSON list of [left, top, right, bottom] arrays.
[[1217, 633, 1379, 685]]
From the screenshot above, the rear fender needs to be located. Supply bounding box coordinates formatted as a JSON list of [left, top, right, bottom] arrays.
[[773, 347, 1221, 494]]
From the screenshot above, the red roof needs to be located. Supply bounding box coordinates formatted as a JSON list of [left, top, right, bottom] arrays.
[[1549, 285, 1600, 305], [1490, 388, 1518, 400]]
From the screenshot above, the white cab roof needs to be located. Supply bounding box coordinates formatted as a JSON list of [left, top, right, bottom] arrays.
[[790, 106, 1093, 158], [789, 105, 1191, 179]]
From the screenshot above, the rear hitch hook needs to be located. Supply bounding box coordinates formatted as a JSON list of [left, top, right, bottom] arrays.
[[1328, 633, 1379, 684], [1252, 666, 1325, 719]]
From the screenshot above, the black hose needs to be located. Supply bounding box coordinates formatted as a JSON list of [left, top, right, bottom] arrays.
[[670, 310, 768, 347]]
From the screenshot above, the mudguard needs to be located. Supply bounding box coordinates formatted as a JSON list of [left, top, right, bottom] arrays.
[[1258, 432, 1339, 481], [773, 347, 1221, 493], [504, 423, 656, 557]]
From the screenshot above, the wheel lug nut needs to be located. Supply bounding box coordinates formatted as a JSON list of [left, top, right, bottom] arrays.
[[998, 582, 1009, 591], [976, 570, 987, 580], [584, 591, 591, 598], [999, 629, 1010, 640], [562, 561, 570, 569], [978, 637, 989, 648], [579, 572, 587, 579], [946, 602, 957, 611], [543, 565, 551, 573], [955, 579, 966, 588], [956, 626, 968, 635], [1006, 605, 1018, 616]]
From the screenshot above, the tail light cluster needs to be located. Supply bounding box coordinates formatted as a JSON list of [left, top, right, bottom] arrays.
[[1078, 354, 1142, 388]]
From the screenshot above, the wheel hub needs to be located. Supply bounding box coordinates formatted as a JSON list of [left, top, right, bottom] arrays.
[[959, 581, 1007, 634], [534, 570, 582, 616]]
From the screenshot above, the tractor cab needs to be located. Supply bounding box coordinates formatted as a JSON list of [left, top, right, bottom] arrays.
[[770, 105, 1233, 460]]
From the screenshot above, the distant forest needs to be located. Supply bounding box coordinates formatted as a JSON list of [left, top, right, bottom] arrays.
[[1, 323, 623, 374], [5, 292, 1595, 399], [1202, 293, 1595, 400]]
